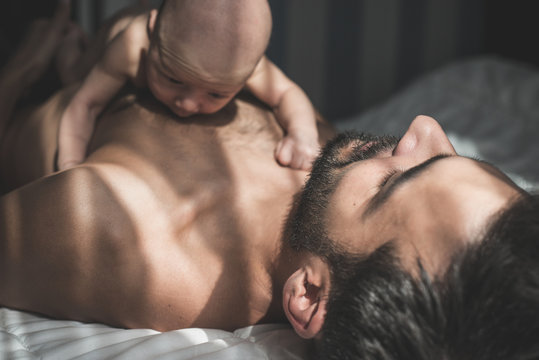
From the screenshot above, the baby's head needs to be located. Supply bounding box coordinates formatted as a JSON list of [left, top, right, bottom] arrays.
[[145, 0, 272, 117]]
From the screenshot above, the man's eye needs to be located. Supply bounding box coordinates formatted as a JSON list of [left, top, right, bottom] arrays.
[[378, 169, 399, 189]]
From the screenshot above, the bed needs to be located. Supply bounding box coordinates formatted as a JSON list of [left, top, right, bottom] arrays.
[[0, 308, 309, 359], [337, 56, 539, 193], [1, 55, 538, 359]]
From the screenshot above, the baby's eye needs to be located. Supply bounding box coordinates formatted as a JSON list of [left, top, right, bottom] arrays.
[[209, 92, 226, 99], [167, 77, 183, 85]]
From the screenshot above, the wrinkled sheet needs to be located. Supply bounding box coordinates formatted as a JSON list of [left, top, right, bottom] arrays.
[[0, 308, 310, 360], [337, 56, 539, 192], [2, 56, 538, 360]]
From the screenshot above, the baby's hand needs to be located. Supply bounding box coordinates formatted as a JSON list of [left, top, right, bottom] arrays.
[[275, 132, 319, 171]]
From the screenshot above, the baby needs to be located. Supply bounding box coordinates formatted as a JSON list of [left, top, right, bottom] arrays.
[[57, 0, 319, 171]]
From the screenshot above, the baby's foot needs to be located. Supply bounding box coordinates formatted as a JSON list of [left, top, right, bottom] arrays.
[[0, 0, 71, 139], [6, 0, 70, 87], [55, 22, 88, 85], [275, 135, 319, 171]]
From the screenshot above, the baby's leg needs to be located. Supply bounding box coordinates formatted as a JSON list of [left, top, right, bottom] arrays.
[[0, 0, 69, 141], [57, 2, 150, 84], [55, 22, 89, 85], [0, 1, 71, 193]]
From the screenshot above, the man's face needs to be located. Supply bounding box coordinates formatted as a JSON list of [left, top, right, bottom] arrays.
[[295, 115, 522, 275], [284, 115, 523, 338]]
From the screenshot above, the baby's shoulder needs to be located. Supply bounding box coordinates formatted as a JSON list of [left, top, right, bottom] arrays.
[[104, 13, 150, 74], [118, 13, 151, 54]]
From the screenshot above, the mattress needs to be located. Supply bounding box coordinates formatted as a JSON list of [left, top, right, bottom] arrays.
[[2, 56, 538, 360]]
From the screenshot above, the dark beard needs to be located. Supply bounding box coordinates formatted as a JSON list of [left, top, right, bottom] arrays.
[[287, 131, 399, 262]]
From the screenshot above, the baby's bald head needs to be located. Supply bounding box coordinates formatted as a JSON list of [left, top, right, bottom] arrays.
[[153, 0, 272, 86]]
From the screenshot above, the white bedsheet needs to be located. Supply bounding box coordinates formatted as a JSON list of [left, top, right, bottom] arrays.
[[337, 56, 539, 192], [2, 56, 538, 360], [0, 308, 310, 360]]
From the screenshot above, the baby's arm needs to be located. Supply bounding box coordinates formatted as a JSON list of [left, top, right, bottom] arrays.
[[57, 64, 126, 170], [57, 22, 143, 170], [246, 56, 319, 171]]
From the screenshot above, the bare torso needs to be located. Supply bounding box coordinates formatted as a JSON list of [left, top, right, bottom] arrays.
[[0, 88, 334, 331]]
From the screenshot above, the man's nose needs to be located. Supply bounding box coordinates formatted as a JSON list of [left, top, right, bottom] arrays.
[[393, 115, 456, 158]]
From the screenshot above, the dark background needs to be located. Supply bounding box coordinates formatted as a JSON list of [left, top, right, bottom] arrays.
[[2, 0, 538, 121]]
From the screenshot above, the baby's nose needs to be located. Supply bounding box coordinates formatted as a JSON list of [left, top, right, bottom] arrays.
[[175, 97, 199, 113]]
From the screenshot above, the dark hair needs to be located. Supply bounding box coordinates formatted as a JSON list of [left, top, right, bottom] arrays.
[[319, 194, 539, 360]]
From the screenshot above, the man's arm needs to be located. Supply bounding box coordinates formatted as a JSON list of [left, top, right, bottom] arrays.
[[0, 166, 144, 325], [246, 56, 319, 170]]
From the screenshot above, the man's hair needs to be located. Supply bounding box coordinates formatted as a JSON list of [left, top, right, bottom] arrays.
[[319, 194, 539, 359]]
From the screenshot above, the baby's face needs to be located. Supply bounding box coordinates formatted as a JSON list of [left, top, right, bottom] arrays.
[[145, 43, 245, 118]]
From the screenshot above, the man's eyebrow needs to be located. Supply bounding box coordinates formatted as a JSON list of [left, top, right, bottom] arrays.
[[362, 154, 453, 219]]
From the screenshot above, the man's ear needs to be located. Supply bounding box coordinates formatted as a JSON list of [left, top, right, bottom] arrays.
[[286, 276, 327, 339], [147, 9, 158, 37]]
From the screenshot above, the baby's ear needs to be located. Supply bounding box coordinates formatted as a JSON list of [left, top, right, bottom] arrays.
[[285, 273, 327, 338], [147, 9, 158, 36]]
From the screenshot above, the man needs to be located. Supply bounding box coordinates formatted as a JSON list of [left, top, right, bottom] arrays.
[[1, 4, 538, 357], [289, 124, 539, 358], [0, 4, 335, 333]]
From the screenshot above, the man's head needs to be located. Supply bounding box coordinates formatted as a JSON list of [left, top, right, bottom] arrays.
[[319, 193, 539, 359], [145, 0, 272, 117], [283, 115, 525, 339]]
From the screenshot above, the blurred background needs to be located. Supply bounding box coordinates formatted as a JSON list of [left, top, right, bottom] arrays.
[[1, 0, 538, 122]]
